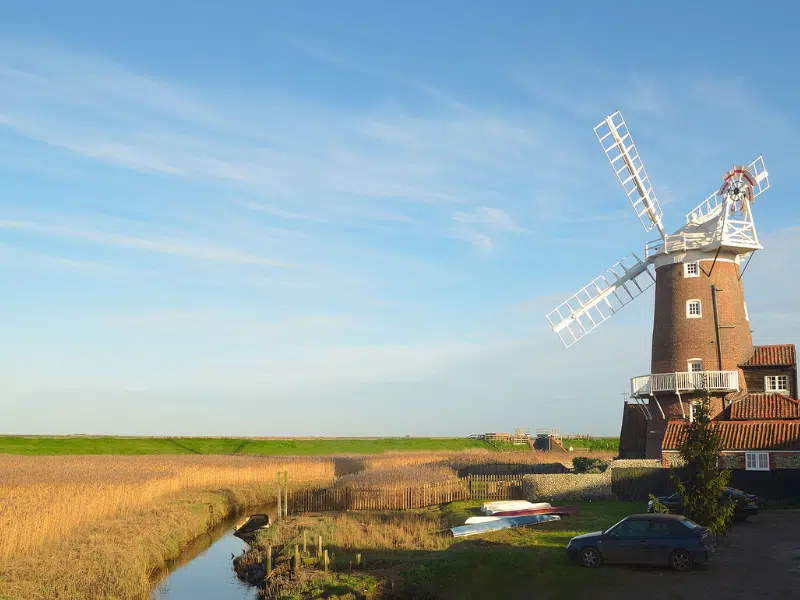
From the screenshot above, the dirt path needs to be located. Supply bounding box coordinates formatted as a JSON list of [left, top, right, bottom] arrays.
[[596, 510, 800, 600]]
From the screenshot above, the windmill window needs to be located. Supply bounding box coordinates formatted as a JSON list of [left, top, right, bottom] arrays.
[[765, 375, 789, 394], [684, 262, 700, 277], [688, 359, 703, 373], [686, 300, 702, 318], [745, 452, 770, 471]]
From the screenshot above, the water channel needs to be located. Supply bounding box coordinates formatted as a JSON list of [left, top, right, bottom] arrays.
[[151, 504, 277, 600]]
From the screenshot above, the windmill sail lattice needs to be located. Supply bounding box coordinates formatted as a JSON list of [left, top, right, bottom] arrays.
[[595, 110, 666, 239], [546, 254, 655, 348]]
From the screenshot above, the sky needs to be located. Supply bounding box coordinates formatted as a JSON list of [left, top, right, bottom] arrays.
[[1, 1, 800, 437]]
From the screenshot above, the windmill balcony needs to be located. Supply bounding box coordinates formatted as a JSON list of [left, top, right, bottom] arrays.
[[630, 370, 739, 397]]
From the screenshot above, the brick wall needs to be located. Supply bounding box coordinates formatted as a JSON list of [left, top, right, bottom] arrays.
[[651, 258, 752, 375]]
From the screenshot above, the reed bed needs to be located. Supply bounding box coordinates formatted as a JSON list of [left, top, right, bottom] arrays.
[[257, 511, 451, 552], [0, 454, 336, 561], [332, 464, 459, 489]]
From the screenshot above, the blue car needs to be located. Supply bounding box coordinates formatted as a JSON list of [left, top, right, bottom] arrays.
[[566, 513, 715, 571]]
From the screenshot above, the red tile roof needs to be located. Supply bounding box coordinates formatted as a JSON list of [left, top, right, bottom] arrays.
[[740, 344, 796, 367], [729, 393, 800, 420], [663, 420, 800, 451]]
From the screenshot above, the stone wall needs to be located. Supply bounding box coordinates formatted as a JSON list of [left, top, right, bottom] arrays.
[[772, 453, 800, 469], [523, 472, 613, 502], [522, 459, 668, 502], [719, 454, 741, 469]]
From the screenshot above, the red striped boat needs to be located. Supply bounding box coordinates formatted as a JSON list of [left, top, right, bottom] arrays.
[[491, 505, 580, 517]]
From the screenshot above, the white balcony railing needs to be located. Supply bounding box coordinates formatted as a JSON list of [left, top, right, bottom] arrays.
[[630, 370, 739, 397], [645, 231, 714, 259]]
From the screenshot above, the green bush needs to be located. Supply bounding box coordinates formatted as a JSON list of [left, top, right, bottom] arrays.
[[572, 457, 611, 473]]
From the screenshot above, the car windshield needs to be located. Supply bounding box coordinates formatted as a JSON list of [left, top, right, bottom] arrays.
[[680, 518, 701, 529], [603, 518, 629, 535]]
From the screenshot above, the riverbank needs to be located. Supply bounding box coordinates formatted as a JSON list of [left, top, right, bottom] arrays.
[[0, 483, 279, 600], [0, 449, 616, 599], [234, 500, 638, 599]]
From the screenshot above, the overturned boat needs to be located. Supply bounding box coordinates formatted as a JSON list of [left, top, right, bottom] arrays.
[[451, 514, 561, 538], [233, 514, 270, 540]]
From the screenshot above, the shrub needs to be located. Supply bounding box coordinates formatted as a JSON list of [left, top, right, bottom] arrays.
[[572, 457, 611, 474]]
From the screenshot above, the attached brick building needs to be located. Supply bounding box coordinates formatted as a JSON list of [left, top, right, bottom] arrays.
[[617, 251, 800, 469], [659, 344, 800, 470]]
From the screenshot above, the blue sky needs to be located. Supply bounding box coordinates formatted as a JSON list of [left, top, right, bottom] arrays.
[[2, 1, 800, 436]]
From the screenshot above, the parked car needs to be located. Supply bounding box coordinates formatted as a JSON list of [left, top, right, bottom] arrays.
[[723, 486, 763, 506], [566, 514, 715, 571], [648, 488, 759, 521]]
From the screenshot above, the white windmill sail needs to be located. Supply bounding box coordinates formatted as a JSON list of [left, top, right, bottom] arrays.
[[595, 110, 666, 240], [546, 254, 655, 348]]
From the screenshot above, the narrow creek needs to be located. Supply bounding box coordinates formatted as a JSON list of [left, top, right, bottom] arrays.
[[150, 503, 277, 600]]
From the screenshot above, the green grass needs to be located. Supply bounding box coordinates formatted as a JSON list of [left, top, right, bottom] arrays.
[[0, 436, 492, 456], [395, 500, 639, 600], [562, 437, 620, 452], [245, 500, 641, 599]]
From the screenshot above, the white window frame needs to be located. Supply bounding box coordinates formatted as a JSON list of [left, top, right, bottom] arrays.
[[688, 359, 703, 373], [745, 452, 770, 471], [686, 299, 702, 318], [765, 375, 789, 394], [684, 261, 700, 278]]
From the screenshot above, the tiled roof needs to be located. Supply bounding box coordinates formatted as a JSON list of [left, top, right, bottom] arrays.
[[663, 420, 800, 451], [740, 344, 796, 367], [729, 393, 800, 420]]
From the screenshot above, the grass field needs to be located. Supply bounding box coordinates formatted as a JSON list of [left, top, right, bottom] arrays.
[[241, 499, 639, 599], [0, 436, 497, 455], [0, 435, 620, 456], [562, 436, 620, 452]]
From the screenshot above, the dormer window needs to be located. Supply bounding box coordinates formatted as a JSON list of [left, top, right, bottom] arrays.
[[684, 262, 700, 278], [686, 300, 702, 318], [765, 375, 789, 394]]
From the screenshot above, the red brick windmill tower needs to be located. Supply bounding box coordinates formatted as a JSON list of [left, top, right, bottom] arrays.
[[546, 110, 771, 458]]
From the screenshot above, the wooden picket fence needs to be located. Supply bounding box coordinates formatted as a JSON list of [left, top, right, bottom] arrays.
[[287, 474, 523, 514]]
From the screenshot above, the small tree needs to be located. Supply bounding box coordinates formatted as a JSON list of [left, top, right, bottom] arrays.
[[670, 388, 735, 533]]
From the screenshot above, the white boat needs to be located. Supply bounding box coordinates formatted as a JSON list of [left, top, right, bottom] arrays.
[[451, 514, 561, 538], [481, 500, 551, 515]]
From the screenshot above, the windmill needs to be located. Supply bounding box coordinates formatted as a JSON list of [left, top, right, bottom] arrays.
[[545, 110, 770, 457]]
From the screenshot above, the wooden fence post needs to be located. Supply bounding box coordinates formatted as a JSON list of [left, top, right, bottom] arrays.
[[303, 530, 307, 555], [355, 553, 362, 568], [294, 545, 300, 570], [266, 545, 272, 576], [323, 549, 329, 572], [317, 535, 323, 558], [284, 472, 289, 517]]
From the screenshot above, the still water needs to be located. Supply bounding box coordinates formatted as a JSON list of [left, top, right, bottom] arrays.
[[151, 505, 276, 600]]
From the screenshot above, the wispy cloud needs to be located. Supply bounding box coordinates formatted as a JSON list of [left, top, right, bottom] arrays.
[[0, 219, 292, 267]]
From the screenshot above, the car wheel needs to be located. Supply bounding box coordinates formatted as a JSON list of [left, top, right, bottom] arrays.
[[580, 547, 601, 568], [670, 549, 692, 572]]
